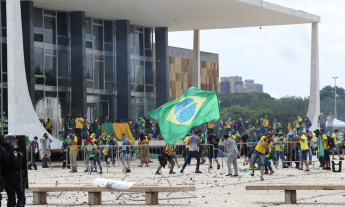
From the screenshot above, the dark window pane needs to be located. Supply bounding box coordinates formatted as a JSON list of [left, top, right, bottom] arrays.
[[58, 78, 69, 86], [86, 41, 92, 49], [104, 20, 113, 43], [45, 91, 57, 97], [135, 33, 144, 56], [2, 29, 6, 37], [146, 85, 153, 92], [105, 56, 113, 81], [2, 43, 7, 72], [2, 74, 7, 83], [86, 80, 93, 89], [34, 8, 43, 33], [58, 50, 69, 77], [35, 77, 44, 85], [136, 27, 143, 32], [58, 37, 69, 45], [44, 10, 55, 16], [34, 33, 43, 42], [94, 61, 103, 89], [44, 16, 56, 44], [85, 17, 92, 40], [57, 12, 68, 36], [58, 92, 70, 118], [129, 25, 134, 47], [93, 19, 103, 25], [93, 25, 103, 50], [34, 47, 43, 75], [86, 54, 93, 80], [145, 61, 153, 84], [105, 82, 113, 90], [145, 50, 152, 57], [144, 28, 152, 49], [104, 44, 113, 52], [35, 90, 44, 106], [45, 49, 56, 55], [45, 56, 57, 86], [99, 95, 108, 101], [94, 55, 103, 61], [1, 2, 6, 27], [130, 47, 135, 55], [135, 63, 144, 89]]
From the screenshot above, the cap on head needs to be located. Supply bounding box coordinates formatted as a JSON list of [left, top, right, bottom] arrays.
[[314, 129, 319, 133], [334, 128, 339, 132], [298, 130, 303, 134]]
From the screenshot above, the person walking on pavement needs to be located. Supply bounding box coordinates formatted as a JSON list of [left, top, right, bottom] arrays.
[[180, 131, 202, 173], [28, 136, 39, 170], [222, 134, 239, 177], [67, 130, 78, 173]]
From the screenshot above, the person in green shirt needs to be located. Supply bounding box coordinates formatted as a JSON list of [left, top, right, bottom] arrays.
[[214, 125, 221, 137], [107, 134, 118, 166], [198, 131, 206, 164], [91, 120, 99, 135], [26, 136, 31, 163], [84, 139, 95, 172]]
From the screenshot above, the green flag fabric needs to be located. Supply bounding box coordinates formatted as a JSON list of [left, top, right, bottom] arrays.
[[148, 87, 220, 145]]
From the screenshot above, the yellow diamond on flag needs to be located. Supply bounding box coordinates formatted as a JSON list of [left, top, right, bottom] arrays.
[[166, 96, 207, 125]]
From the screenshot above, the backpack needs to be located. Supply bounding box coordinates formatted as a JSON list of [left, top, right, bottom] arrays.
[[108, 138, 115, 146], [210, 134, 220, 145], [327, 136, 335, 148]]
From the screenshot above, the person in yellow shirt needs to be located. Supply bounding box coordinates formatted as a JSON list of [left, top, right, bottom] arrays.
[[296, 130, 310, 171], [250, 133, 273, 181], [225, 119, 232, 134], [331, 129, 341, 160], [67, 130, 78, 173], [274, 132, 287, 169], [287, 121, 292, 132], [74, 114, 84, 144], [183, 135, 190, 164], [207, 121, 214, 133], [320, 129, 330, 169], [46, 118, 53, 135]]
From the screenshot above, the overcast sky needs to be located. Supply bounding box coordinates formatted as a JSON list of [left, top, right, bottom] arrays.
[[167, 0, 345, 99]]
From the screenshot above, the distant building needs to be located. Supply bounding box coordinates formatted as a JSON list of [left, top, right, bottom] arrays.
[[220, 76, 263, 94]]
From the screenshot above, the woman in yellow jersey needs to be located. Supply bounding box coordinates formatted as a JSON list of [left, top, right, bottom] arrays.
[[250, 133, 273, 181]]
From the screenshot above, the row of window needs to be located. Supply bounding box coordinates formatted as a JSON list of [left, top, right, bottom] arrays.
[[171, 50, 191, 57]]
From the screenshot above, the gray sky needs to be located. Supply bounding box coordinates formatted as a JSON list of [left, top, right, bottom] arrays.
[[168, 0, 345, 98]]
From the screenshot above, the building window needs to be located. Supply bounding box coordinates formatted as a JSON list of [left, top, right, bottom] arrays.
[[177, 51, 179, 56], [188, 53, 190, 57], [171, 50, 173, 55], [182, 52, 185, 56]]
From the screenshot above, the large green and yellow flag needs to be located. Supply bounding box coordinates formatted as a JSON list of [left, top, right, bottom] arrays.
[[148, 87, 220, 145]]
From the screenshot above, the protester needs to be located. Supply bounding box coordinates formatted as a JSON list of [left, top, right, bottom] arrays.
[[28, 136, 39, 170], [247, 129, 258, 164], [274, 132, 288, 169], [138, 132, 149, 167], [332, 128, 341, 160], [84, 138, 94, 172], [207, 120, 214, 133], [327, 112, 334, 134], [137, 116, 146, 133], [296, 130, 310, 171], [304, 117, 312, 130], [40, 133, 52, 167], [180, 131, 202, 173], [287, 121, 292, 132], [305, 130, 314, 165], [156, 144, 176, 175], [107, 134, 118, 166], [342, 129, 345, 160], [183, 134, 190, 164], [168, 145, 180, 168], [46, 118, 53, 135], [207, 132, 220, 170], [320, 128, 330, 170], [198, 131, 206, 164], [240, 131, 249, 166], [250, 133, 273, 181], [318, 111, 327, 131], [63, 114, 73, 138], [67, 130, 78, 173], [222, 134, 239, 177], [260, 115, 266, 134]]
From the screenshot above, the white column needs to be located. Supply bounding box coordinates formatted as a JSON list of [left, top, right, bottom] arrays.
[[7, 0, 61, 148], [306, 23, 320, 131], [192, 30, 200, 89]]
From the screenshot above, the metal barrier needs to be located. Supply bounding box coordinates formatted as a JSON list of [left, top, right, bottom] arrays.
[[63, 143, 216, 174]]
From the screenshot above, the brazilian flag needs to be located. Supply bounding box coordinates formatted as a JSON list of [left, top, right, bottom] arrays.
[[149, 87, 220, 145]]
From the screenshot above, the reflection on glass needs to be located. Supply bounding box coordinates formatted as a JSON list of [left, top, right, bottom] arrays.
[[86, 41, 92, 49], [2, 43, 7, 72], [146, 97, 155, 117], [44, 10, 56, 16], [34, 34, 43, 42], [136, 104, 144, 119], [99, 101, 108, 121], [130, 59, 135, 84], [35, 90, 44, 107], [145, 61, 153, 84], [131, 97, 136, 122], [1, 2, 6, 28], [135, 33, 144, 56], [93, 25, 103, 51], [45, 91, 57, 97], [105, 82, 113, 90], [129, 25, 134, 47], [58, 92, 70, 119], [86, 80, 94, 89], [94, 61, 103, 89], [44, 16, 56, 44], [109, 95, 116, 121], [45, 56, 57, 86], [34, 8, 43, 33], [105, 56, 113, 81], [144, 28, 152, 49], [34, 47, 44, 75], [104, 20, 113, 43], [35, 78, 44, 85], [58, 50, 69, 77], [146, 85, 154, 92], [45, 49, 56, 55], [58, 78, 69, 86], [86, 54, 93, 80], [57, 12, 68, 36], [85, 17, 92, 40]]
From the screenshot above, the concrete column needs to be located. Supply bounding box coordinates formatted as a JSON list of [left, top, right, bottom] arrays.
[[116, 20, 131, 120], [155, 27, 169, 107], [306, 23, 320, 130], [7, 0, 61, 148], [70, 11, 87, 117], [192, 30, 200, 89]]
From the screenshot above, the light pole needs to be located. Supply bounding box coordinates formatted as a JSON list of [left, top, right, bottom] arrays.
[[332, 77, 338, 119], [182, 72, 188, 92]]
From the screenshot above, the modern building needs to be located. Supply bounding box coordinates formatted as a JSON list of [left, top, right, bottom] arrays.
[[162, 46, 219, 101], [5, 0, 320, 149], [220, 76, 263, 94]]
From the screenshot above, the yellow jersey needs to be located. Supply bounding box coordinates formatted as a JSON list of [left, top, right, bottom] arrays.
[[332, 133, 338, 145], [322, 134, 330, 149], [208, 121, 214, 128], [184, 137, 189, 148], [299, 135, 309, 150], [165, 145, 174, 155], [264, 119, 269, 127], [274, 137, 286, 152], [255, 137, 272, 154], [75, 118, 84, 129], [70, 135, 78, 151], [225, 122, 231, 128], [46, 122, 53, 130], [288, 123, 292, 131]]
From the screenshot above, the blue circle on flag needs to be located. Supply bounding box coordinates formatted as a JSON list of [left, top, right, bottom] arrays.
[[174, 98, 196, 123]]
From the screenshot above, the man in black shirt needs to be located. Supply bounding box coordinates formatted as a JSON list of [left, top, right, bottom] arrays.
[[240, 131, 249, 165], [0, 141, 10, 206]]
